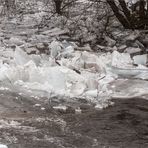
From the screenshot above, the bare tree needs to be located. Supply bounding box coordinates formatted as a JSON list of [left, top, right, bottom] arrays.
[[107, 0, 148, 29]]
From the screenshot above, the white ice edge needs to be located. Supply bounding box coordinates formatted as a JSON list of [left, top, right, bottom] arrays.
[[108, 64, 148, 77]]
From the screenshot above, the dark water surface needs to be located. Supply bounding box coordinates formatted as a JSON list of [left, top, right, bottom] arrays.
[[0, 90, 147, 148]]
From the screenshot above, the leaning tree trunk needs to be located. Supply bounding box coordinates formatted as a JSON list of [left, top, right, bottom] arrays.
[[107, 0, 148, 30], [138, 0, 146, 28], [118, 0, 135, 29], [106, 0, 132, 29]]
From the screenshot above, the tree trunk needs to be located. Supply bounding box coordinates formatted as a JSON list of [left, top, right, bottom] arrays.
[[106, 0, 131, 29], [54, 0, 63, 15], [118, 0, 134, 28], [146, 0, 148, 15]]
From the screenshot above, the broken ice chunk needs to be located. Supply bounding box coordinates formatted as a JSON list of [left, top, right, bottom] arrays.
[[111, 51, 133, 68], [0, 144, 8, 148], [14, 46, 30, 65], [50, 40, 62, 58], [133, 54, 147, 65]]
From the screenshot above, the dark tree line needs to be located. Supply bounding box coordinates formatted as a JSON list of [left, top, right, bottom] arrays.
[[1, 0, 148, 30], [52, 0, 148, 30]]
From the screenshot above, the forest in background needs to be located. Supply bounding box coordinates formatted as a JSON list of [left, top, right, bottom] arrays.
[[0, 0, 147, 52]]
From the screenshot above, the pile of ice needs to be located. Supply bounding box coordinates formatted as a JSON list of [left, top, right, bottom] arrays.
[[109, 51, 148, 79], [108, 51, 148, 99], [0, 41, 148, 108], [0, 42, 113, 108]]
